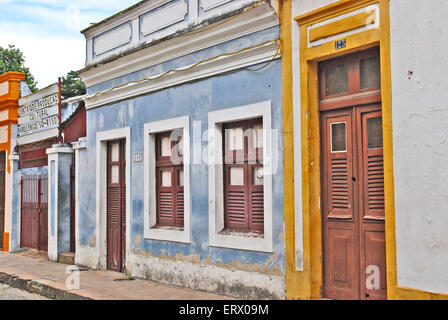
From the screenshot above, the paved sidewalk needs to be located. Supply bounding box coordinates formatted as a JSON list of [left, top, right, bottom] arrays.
[[0, 250, 232, 300]]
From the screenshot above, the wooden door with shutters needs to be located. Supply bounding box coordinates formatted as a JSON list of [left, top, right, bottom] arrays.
[[0, 151, 5, 250], [107, 140, 126, 272], [320, 48, 386, 300]]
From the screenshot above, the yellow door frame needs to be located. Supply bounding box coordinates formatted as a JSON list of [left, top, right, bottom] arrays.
[[281, 0, 448, 300]]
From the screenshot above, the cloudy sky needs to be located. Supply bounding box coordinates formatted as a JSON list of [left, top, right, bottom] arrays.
[[0, 0, 140, 89]]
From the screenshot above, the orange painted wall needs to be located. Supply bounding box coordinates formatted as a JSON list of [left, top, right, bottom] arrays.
[[0, 72, 25, 252]]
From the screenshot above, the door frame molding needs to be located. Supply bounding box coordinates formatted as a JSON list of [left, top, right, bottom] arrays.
[[96, 127, 131, 271], [284, 0, 398, 299]]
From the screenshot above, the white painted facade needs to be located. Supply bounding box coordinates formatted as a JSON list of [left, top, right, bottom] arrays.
[[390, 0, 448, 294], [291, 0, 448, 295], [78, 0, 285, 299]]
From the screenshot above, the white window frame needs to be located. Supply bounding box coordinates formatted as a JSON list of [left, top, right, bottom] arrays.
[[144, 116, 191, 244], [96, 127, 131, 270], [208, 101, 273, 253]]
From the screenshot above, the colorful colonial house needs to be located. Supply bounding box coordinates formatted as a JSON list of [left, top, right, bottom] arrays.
[[0, 72, 25, 253], [8, 81, 85, 264], [77, 0, 285, 299], [281, 0, 448, 300]]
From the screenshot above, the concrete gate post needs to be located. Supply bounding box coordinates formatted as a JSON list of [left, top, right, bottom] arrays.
[[8, 152, 21, 253], [47, 144, 74, 262]]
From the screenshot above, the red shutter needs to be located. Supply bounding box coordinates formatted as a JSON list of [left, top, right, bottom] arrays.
[[366, 155, 385, 210], [249, 189, 264, 232], [326, 115, 354, 220], [156, 133, 184, 229], [157, 168, 174, 226], [176, 190, 184, 227], [331, 158, 350, 210], [108, 186, 120, 224], [362, 112, 385, 220], [223, 119, 264, 234], [225, 187, 248, 230]]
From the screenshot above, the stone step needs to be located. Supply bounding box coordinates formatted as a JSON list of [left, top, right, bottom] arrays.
[[57, 252, 75, 265]]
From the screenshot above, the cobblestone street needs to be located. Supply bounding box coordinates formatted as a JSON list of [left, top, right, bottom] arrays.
[[0, 283, 48, 300]]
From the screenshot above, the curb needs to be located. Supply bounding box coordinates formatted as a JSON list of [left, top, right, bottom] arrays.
[[0, 272, 91, 300]]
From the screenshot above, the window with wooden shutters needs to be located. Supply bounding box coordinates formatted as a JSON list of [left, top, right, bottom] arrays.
[[156, 130, 184, 229], [223, 118, 264, 234]]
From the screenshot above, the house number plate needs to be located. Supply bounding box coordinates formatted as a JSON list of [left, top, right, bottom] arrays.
[[335, 39, 346, 50], [133, 153, 143, 163]]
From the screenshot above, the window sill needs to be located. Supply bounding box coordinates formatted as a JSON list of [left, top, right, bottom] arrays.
[[153, 225, 185, 232], [144, 226, 190, 244], [210, 229, 272, 253], [219, 230, 264, 239]]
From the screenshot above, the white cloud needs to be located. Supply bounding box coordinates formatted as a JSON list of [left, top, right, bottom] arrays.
[[0, 22, 85, 88], [0, 0, 138, 12], [0, 0, 140, 88]]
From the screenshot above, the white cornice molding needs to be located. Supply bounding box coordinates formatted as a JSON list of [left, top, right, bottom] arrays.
[[79, 4, 278, 88], [140, 0, 188, 37], [82, 0, 170, 38], [201, 0, 232, 11], [83, 40, 280, 110]]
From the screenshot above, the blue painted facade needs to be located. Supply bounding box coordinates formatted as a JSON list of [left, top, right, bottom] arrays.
[[77, 0, 284, 298]]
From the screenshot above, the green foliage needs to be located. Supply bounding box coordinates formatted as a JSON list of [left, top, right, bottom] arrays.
[[0, 44, 38, 92], [61, 70, 86, 100]]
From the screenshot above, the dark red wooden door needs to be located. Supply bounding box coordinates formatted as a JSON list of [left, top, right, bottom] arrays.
[[320, 48, 386, 300], [321, 109, 358, 300], [70, 154, 75, 253], [321, 105, 386, 300], [0, 151, 5, 250], [20, 175, 48, 251], [107, 140, 126, 272]]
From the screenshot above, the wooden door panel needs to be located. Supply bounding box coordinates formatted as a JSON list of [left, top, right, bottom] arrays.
[[39, 205, 48, 251], [362, 228, 387, 300], [358, 107, 387, 300], [325, 225, 358, 300], [322, 110, 359, 299], [31, 209, 39, 249], [21, 207, 33, 248], [107, 225, 121, 271]]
